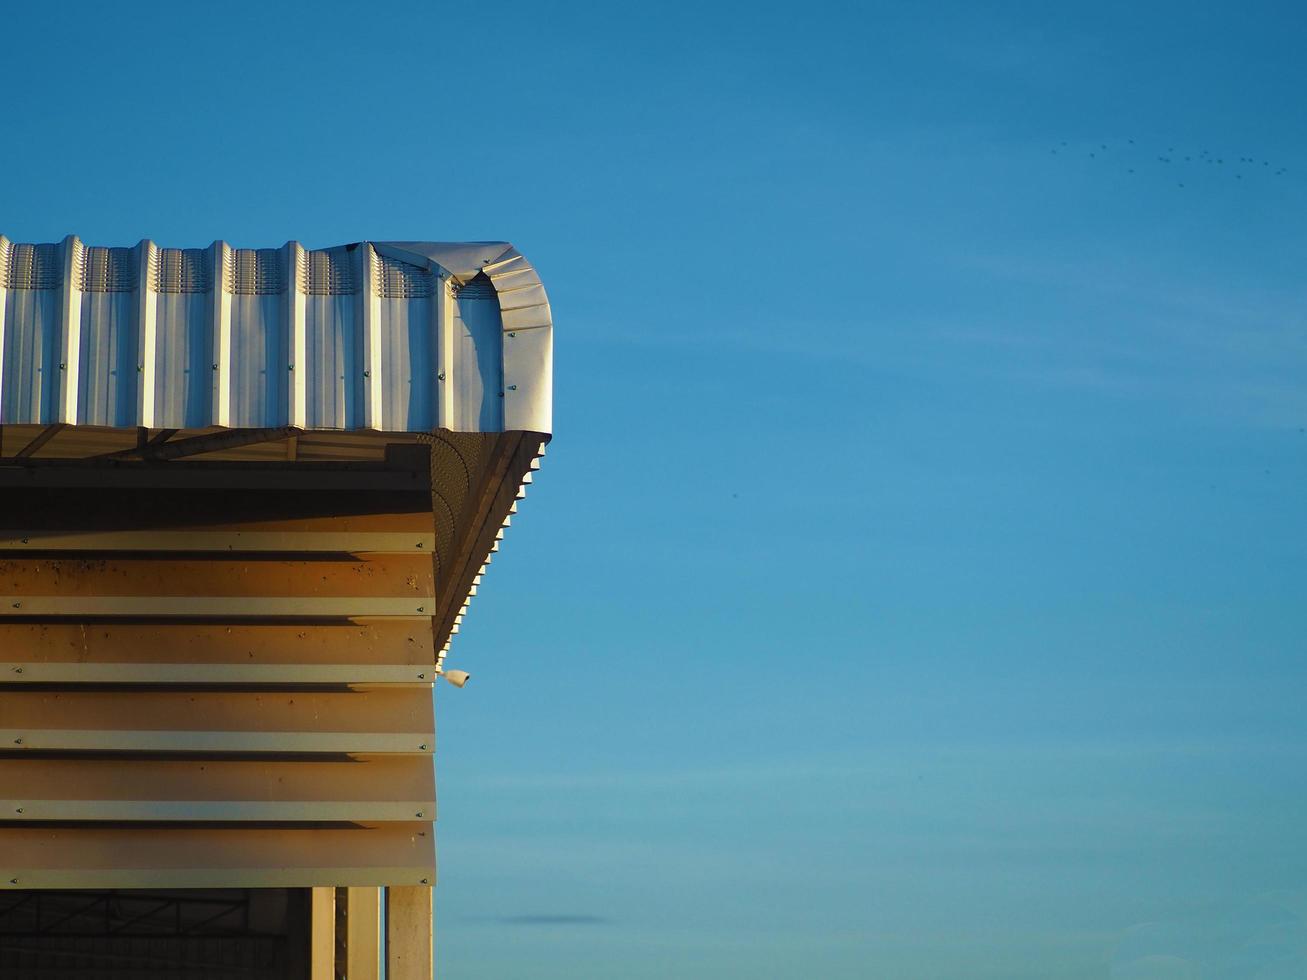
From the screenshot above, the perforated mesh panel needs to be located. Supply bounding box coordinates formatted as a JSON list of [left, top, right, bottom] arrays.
[[228, 249, 285, 295], [2, 242, 61, 290], [375, 253, 433, 299], [80, 246, 138, 293], [453, 273, 495, 300], [155, 248, 212, 293], [302, 249, 356, 296]]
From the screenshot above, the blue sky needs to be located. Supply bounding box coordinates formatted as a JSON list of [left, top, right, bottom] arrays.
[[4, 1, 1307, 976]]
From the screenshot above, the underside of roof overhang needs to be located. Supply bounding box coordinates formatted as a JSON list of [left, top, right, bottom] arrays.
[[0, 423, 547, 665]]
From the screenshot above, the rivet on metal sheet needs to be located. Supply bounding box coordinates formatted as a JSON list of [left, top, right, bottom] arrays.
[[421, 878, 430, 884], [12, 738, 21, 745], [508, 332, 516, 338], [419, 744, 428, 751], [12, 668, 21, 674], [418, 674, 426, 680], [14, 808, 22, 814], [507, 384, 518, 391], [8, 879, 17, 885], [364, 370, 371, 378], [416, 811, 424, 818], [11, 602, 19, 609], [437, 372, 446, 381]]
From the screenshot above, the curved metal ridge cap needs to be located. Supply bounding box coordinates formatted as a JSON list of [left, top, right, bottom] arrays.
[[374, 241, 553, 435], [373, 241, 513, 282]]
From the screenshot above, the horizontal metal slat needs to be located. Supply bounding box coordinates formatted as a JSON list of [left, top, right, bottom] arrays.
[[0, 756, 434, 822], [0, 465, 431, 491], [0, 597, 432, 617], [0, 823, 435, 889], [0, 799, 434, 821], [0, 530, 434, 553], [1, 730, 433, 754], [0, 662, 434, 685], [0, 622, 435, 665], [0, 557, 434, 599], [0, 688, 433, 740]]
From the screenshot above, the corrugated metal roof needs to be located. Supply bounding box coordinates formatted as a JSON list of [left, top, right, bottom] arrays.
[[0, 237, 552, 435]]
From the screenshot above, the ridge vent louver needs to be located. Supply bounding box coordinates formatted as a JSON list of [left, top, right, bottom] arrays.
[[153, 248, 211, 294], [2, 242, 61, 290], [227, 248, 285, 295], [80, 246, 138, 293], [302, 249, 356, 296], [452, 273, 495, 300], [375, 253, 433, 299]]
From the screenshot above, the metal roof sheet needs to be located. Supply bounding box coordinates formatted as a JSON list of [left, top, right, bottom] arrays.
[[0, 237, 552, 436]]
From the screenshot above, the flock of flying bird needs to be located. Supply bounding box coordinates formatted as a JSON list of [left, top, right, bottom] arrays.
[[1051, 140, 1291, 188]]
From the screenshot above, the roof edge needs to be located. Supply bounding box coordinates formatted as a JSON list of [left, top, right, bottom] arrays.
[[375, 242, 553, 434]]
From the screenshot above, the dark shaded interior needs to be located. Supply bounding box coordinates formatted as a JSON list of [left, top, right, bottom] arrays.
[[0, 888, 309, 979]]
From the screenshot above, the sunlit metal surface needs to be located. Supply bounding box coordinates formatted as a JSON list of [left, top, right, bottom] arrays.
[[0, 237, 552, 436]]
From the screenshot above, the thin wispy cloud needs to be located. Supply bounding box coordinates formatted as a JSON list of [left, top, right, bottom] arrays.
[[456, 914, 613, 927], [498, 915, 612, 927]]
